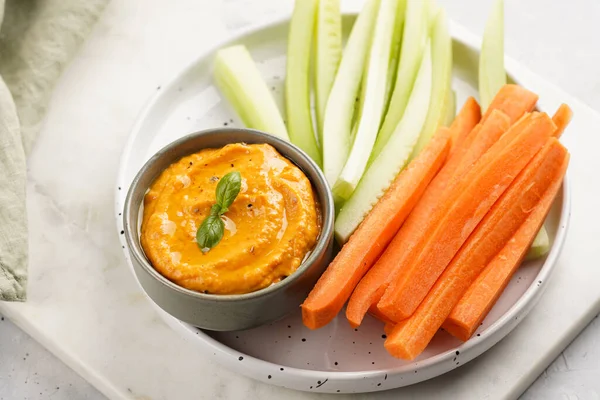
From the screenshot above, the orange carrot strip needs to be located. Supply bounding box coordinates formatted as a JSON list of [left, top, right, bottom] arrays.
[[444, 155, 570, 341], [481, 84, 538, 124], [449, 97, 481, 153], [384, 322, 395, 336], [301, 129, 452, 329], [384, 139, 569, 359], [345, 111, 510, 328], [368, 304, 395, 326], [378, 112, 556, 322], [552, 104, 573, 138]]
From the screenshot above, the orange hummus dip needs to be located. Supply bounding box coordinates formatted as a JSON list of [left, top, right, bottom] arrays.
[[141, 143, 320, 295]]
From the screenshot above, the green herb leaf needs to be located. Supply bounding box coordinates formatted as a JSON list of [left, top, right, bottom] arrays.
[[215, 171, 242, 213], [196, 214, 225, 253], [196, 171, 242, 252], [210, 203, 223, 216]]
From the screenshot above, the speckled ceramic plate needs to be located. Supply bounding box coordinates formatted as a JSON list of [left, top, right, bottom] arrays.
[[115, 15, 571, 394]]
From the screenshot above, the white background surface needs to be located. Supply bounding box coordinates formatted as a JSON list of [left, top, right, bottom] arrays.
[[1, 0, 599, 399]]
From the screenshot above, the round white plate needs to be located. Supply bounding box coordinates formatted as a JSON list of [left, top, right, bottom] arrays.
[[115, 15, 570, 394]]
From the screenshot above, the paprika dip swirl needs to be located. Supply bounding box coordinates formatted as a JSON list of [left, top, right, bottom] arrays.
[[140, 142, 321, 295]]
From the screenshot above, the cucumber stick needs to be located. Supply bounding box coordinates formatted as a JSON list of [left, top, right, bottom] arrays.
[[214, 46, 289, 140], [322, 0, 379, 186], [526, 224, 550, 260], [412, 8, 452, 157], [479, 0, 506, 111], [286, 0, 322, 166], [315, 0, 342, 139], [441, 89, 456, 127], [479, 0, 549, 259], [332, 0, 400, 200], [372, 0, 429, 160], [335, 41, 433, 243], [383, 0, 408, 116]]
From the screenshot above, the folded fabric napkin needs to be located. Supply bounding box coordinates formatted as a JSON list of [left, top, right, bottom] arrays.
[[0, 0, 109, 301]]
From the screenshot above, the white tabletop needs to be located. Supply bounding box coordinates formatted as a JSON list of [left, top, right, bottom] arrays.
[[1, 0, 600, 399]]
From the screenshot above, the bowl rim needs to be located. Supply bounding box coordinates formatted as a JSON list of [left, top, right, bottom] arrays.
[[123, 127, 335, 302]]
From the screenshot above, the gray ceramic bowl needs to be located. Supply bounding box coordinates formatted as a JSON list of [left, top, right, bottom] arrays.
[[123, 128, 334, 331]]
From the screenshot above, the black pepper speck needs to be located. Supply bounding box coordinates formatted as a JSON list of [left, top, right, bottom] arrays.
[[268, 375, 271, 379], [120, 230, 124, 235], [456, 350, 460, 355], [280, 368, 284, 371], [302, 338, 306, 342], [377, 383, 381, 387], [381, 334, 387, 339], [334, 362, 338, 366], [238, 356, 243, 361]]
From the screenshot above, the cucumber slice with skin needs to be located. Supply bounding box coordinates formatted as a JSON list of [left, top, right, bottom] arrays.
[[371, 0, 429, 160], [335, 41, 433, 243], [479, 0, 506, 111], [526, 225, 550, 260], [315, 0, 342, 139], [214, 45, 289, 140], [382, 0, 408, 117], [322, 0, 379, 186], [412, 8, 452, 157], [478, 0, 550, 258], [332, 0, 401, 200], [441, 89, 456, 127], [286, 0, 322, 166]]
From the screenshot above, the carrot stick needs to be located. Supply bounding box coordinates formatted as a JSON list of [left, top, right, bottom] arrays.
[[368, 304, 395, 325], [481, 84, 538, 124], [345, 110, 510, 328], [384, 322, 395, 336], [449, 97, 481, 153], [552, 104, 573, 138], [384, 139, 569, 359], [377, 112, 556, 322], [444, 155, 570, 341], [301, 129, 452, 329]]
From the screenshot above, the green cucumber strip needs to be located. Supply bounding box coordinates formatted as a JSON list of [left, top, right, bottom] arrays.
[[479, 0, 506, 111], [322, 0, 379, 186], [332, 0, 400, 200], [214, 45, 289, 140], [478, 0, 550, 257], [441, 89, 456, 127], [412, 8, 452, 157], [335, 41, 433, 243], [286, 0, 322, 166], [371, 0, 429, 159], [526, 225, 550, 260], [315, 0, 342, 140], [382, 0, 408, 116]]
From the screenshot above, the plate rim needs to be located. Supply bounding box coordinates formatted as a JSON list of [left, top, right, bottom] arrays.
[[114, 15, 572, 393]]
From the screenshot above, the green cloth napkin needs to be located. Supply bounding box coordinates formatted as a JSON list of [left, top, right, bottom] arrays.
[[0, 0, 109, 301]]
